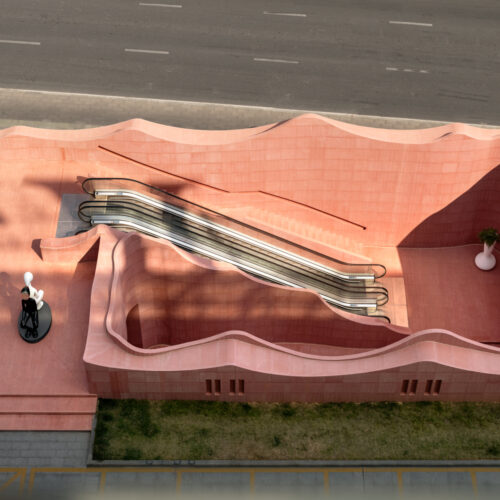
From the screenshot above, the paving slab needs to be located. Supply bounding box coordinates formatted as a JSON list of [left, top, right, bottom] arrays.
[[328, 470, 364, 495], [181, 470, 250, 494], [361, 470, 400, 498], [476, 471, 500, 499], [104, 470, 176, 492], [0, 432, 90, 467], [30, 471, 101, 498], [402, 470, 474, 497], [254, 471, 324, 495]]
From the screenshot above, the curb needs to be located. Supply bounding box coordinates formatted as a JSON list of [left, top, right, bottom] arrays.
[[87, 459, 500, 468]]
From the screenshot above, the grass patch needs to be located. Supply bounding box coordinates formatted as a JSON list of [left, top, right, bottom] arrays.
[[93, 400, 500, 461]]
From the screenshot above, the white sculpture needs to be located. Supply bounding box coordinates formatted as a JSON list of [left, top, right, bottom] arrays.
[[475, 228, 498, 271], [475, 242, 497, 271], [23, 272, 44, 310]]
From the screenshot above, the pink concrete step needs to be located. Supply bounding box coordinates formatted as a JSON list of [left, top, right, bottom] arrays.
[[0, 395, 97, 430]]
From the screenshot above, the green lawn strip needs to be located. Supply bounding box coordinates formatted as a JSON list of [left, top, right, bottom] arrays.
[[93, 400, 500, 461]]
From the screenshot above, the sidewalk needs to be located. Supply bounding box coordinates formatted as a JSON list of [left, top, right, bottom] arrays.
[[1, 462, 500, 499], [0, 430, 498, 499], [3, 87, 496, 132], [1, 431, 499, 498]]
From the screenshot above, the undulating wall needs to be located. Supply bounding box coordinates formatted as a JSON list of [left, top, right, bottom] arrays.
[[25, 114, 500, 404], [96, 115, 500, 250], [108, 233, 407, 350], [399, 163, 500, 247], [7, 114, 498, 257]]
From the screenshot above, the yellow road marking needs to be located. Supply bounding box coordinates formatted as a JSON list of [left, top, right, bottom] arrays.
[[470, 470, 478, 496], [19, 468, 26, 495], [323, 470, 329, 493], [28, 469, 36, 495], [0, 471, 21, 492], [176, 470, 182, 492], [20, 464, 500, 497], [99, 471, 107, 492], [397, 470, 403, 497]]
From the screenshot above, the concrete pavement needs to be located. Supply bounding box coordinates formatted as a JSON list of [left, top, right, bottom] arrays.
[[1, 87, 498, 134], [1, 431, 499, 498], [0, 432, 90, 468], [1, 463, 500, 499]]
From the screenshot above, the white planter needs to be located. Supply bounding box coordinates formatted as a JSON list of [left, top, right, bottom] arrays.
[[475, 242, 497, 271]]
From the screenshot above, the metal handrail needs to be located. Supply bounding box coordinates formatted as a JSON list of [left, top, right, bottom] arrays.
[[82, 177, 387, 279], [78, 200, 389, 306]]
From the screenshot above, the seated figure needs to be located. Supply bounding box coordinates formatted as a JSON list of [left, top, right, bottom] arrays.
[[20, 286, 39, 338], [24, 271, 44, 310]]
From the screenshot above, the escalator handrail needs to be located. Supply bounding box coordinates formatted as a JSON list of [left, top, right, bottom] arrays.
[[78, 199, 389, 304], [82, 177, 387, 279], [89, 190, 375, 282], [90, 212, 380, 310]]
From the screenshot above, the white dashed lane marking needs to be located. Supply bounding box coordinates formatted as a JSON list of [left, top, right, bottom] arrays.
[[139, 3, 182, 7], [0, 39, 40, 45], [386, 67, 429, 74], [254, 57, 299, 64], [125, 48, 170, 55], [263, 12, 307, 18], [389, 21, 433, 27]]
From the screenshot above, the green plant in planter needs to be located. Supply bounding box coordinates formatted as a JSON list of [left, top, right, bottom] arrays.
[[479, 228, 500, 247]]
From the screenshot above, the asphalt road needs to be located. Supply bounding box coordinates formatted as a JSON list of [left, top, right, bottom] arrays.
[[0, 0, 498, 123]]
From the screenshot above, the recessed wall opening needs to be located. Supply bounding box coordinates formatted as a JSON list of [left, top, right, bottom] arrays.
[[424, 379, 443, 395], [432, 380, 442, 395], [400, 379, 409, 395], [425, 380, 433, 395], [401, 379, 418, 396], [409, 380, 418, 395], [205, 379, 212, 395], [214, 379, 221, 395]]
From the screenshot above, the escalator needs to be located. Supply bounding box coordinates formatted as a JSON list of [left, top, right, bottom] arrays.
[[79, 177, 390, 322]]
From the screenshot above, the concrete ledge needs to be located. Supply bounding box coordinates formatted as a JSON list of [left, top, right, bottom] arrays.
[[88, 459, 500, 468]]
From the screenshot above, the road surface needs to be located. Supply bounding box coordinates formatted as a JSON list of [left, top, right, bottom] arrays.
[[0, 0, 498, 123]]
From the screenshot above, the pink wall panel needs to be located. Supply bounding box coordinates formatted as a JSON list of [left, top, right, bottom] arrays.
[[86, 364, 500, 402], [107, 233, 406, 351], [97, 115, 500, 251]]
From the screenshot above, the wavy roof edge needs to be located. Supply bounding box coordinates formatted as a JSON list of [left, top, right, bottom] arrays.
[[84, 327, 500, 377], [1, 113, 498, 146]]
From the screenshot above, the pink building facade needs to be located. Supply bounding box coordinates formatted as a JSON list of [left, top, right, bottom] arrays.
[[1, 114, 499, 429]]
